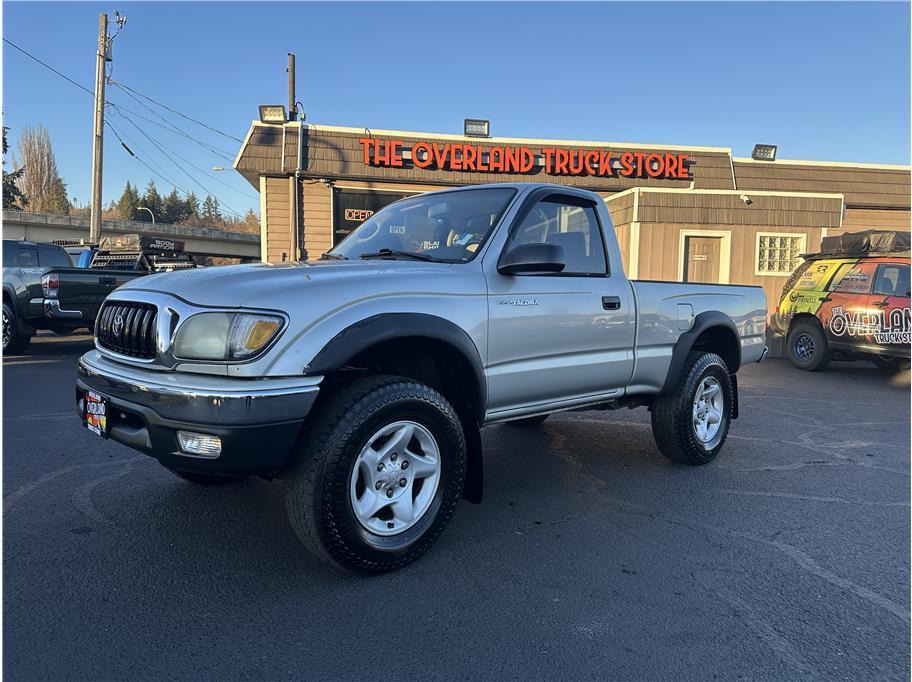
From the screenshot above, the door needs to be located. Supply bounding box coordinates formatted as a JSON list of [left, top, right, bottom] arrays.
[[820, 259, 876, 348], [485, 194, 635, 415], [683, 236, 721, 283], [867, 262, 911, 356]]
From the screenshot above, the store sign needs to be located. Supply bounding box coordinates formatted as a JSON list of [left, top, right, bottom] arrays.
[[359, 137, 691, 179]]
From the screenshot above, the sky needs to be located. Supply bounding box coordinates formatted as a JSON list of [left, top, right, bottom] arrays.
[[3, 2, 910, 217]]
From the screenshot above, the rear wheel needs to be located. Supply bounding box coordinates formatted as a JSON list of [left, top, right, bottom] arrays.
[[787, 321, 831, 371], [651, 352, 733, 465], [871, 355, 910, 373], [284, 375, 466, 573], [506, 414, 549, 428], [2, 302, 30, 354]]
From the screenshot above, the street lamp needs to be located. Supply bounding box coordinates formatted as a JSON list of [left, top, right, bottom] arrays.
[[138, 206, 155, 224]]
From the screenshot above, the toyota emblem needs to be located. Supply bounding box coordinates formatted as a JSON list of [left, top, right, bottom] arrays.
[[112, 314, 124, 336]]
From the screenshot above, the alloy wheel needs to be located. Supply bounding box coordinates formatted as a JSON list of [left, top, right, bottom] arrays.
[[692, 376, 724, 443], [349, 420, 441, 536]]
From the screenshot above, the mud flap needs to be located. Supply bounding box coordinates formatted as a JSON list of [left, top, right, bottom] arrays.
[[730, 373, 739, 420], [461, 416, 483, 503]]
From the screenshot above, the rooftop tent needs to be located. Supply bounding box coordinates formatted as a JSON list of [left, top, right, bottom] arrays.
[[818, 229, 911, 256]]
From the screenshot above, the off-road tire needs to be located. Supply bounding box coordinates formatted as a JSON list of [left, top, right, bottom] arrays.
[[284, 375, 466, 574], [871, 355, 910, 373], [651, 352, 733, 465], [167, 469, 246, 485], [506, 414, 549, 428], [787, 321, 832, 371], [2, 302, 30, 355]]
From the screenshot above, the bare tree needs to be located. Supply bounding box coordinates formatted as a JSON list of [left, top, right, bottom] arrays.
[[13, 125, 70, 215]]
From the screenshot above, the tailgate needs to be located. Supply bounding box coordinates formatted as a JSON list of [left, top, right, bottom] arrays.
[[56, 269, 144, 321]]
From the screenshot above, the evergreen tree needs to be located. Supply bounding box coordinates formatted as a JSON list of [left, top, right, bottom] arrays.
[[115, 181, 141, 221], [2, 126, 27, 209], [161, 189, 190, 224], [185, 192, 200, 220], [140, 180, 162, 222]]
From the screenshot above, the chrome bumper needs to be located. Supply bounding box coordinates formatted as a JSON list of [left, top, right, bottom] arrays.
[[76, 350, 321, 426], [44, 299, 84, 320]]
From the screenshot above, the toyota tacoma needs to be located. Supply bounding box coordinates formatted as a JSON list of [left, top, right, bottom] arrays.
[[76, 183, 767, 572]]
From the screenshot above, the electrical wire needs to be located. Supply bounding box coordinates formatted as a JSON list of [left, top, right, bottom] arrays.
[[107, 103, 258, 200], [113, 109, 246, 218], [105, 119, 191, 195], [110, 84, 236, 159], [112, 80, 243, 142], [3, 38, 94, 95]]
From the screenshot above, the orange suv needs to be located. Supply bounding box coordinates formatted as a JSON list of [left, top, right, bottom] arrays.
[[770, 230, 910, 371]]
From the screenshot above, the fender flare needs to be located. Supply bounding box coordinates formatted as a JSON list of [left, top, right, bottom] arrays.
[[306, 312, 487, 419], [660, 311, 741, 395]]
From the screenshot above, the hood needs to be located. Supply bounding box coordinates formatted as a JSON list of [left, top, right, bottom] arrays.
[[119, 260, 461, 308]]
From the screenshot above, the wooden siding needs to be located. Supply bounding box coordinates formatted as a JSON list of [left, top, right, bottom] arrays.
[[636, 222, 824, 318], [613, 223, 630, 273], [302, 180, 332, 258], [605, 191, 635, 226], [264, 176, 291, 263], [842, 207, 911, 233], [636, 191, 842, 228], [734, 161, 910, 209]]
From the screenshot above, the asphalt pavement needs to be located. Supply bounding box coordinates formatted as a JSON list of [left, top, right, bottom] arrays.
[[3, 332, 910, 679]]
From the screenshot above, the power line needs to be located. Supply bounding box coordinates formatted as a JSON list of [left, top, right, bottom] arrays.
[[107, 103, 258, 200], [105, 120, 191, 195], [3, 38, 94, 95], [112, 80, 243, 143], [114, 109, 246, 218]]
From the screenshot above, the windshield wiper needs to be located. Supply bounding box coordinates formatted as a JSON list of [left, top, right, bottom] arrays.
[[318, 252, 347, 260], [359, 248, 438, 262]]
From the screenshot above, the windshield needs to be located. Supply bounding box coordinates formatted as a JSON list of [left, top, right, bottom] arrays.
[[329, 187, 517, 262]]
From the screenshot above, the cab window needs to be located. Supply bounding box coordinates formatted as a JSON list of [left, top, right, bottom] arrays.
[[828, 262, 873, 294], [505, 198, 608, 276], [38, 244, 73, 268], [2, 242, 38, 267], [873, 263, 910, 298]]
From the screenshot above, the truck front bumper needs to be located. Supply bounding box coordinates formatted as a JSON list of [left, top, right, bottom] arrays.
[[76, 350, 321, 477]]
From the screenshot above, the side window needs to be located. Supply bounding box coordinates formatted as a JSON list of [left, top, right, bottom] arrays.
[[828, 262, 873, 294], [873, 264, 910, 297], [38, 245, 73, 268], [505, 198, 608, 275]]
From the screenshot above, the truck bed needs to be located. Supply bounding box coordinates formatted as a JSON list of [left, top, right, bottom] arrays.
[[627, 279, 767, 393], [48, 268, 146, 323]]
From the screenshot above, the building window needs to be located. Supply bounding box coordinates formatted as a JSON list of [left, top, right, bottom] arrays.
[[755, 233, 806, 276]]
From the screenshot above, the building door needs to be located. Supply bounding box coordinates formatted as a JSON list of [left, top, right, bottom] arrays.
[[683, 236, 722, 283]]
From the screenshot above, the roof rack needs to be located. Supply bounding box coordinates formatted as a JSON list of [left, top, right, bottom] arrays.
[[803, 229, 910, 260]]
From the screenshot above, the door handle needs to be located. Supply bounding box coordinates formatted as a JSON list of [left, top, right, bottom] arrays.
[[818, 296, 832, 302], [602, 296, 621, 310], [873, 299, 889, 308], [99, 276, 117, 286]]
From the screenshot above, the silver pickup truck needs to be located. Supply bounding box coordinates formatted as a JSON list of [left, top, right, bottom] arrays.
[[76, 183, 766, 572]]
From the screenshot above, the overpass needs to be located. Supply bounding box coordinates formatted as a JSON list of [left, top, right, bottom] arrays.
[[2, 210, 261, 259]]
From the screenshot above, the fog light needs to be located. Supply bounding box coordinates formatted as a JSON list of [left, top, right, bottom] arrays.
[[177, 431, 222, 458]]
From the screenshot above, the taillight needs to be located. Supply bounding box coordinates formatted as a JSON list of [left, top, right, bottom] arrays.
[[41, 273, 59, 298]]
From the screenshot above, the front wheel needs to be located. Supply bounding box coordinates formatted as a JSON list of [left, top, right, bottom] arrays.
[[284, 375, 466, 573], [651, 352, 733, 465], [787, 321, 831, 371]]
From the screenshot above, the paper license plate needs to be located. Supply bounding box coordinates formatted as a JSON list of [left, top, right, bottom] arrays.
[[85, 390, 108, 437]]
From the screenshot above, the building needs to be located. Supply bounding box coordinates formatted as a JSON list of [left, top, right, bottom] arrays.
[[233, 119, 910, 324]]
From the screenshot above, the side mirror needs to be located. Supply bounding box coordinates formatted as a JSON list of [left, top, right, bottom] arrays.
[[498, 242, 566, 276]]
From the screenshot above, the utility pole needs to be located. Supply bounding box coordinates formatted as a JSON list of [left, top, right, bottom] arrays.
[[89, 12, 109, 243], [287, 53, 296, 121]]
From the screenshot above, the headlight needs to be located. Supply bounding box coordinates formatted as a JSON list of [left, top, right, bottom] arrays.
[[173, 312, 283, 361]]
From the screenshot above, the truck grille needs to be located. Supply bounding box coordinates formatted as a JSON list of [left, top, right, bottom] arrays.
[[96, 302, 158, 359]]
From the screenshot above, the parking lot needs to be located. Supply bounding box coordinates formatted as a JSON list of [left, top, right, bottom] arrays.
[[3, 332, 909, 679]]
